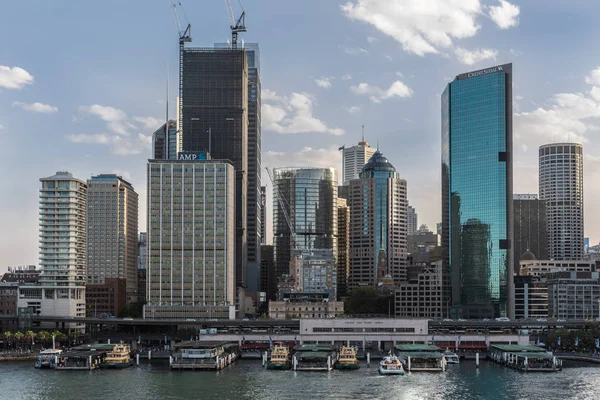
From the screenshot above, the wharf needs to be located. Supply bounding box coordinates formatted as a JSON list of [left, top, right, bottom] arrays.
[[170, 341, 240, 371], [489, 345, 561, 372], [395, 344, 447, 372], [55, 350, 105, 370], [292, 344, 337, 371]]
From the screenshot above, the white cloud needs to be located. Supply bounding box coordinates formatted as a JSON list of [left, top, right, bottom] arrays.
[[454, 47, 498, 65], [78, 104, 126, 122], [350, 80, 413, 103], [488, 0, 520, 29], [341, 74, 352, 80], [347, 106, 361, 113], [585, 67, 600, 86], [396, 71, 404, 78], [65, 133, 152, 156], [133, 116, 164, 130], [367, 36, 378, 44], [12, 101, 58, 113], [510, 48, 523, 57], [262, 90, 344, 135], [0, 65, 34, 89], [315, 77, 332, 89], [340, 0, 482, 56], [0, 123, 4, 130], [384, 54, 393, 61], [263, 146, 341, 176], [340, 45, 369, 56]]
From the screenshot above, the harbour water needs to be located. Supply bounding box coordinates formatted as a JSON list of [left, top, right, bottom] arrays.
[[1, 359, 599, 400]]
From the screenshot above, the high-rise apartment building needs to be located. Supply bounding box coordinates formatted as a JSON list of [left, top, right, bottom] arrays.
[[337, 198, 350, 298], [86, 174, 138, 316], [513, 194, 547, 273], [180, 46, 248, 289], [539, 143, 584, 260], [273, 168, 338, 280], [34, 172, 87, 328], [442, 63, 513, 319], [348, 150, 408, 288], [152, 120, 179, 160], [144, 159, 236, 319], [341, 139, 376, 185], [407, 205, 418, 236]]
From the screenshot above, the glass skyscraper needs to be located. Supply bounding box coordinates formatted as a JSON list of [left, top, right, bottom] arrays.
[[441, 63, 514, 319]]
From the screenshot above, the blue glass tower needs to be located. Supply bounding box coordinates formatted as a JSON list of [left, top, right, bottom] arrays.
[[442, 63, 514, 319]]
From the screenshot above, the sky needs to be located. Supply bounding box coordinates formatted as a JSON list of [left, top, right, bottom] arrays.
[[2, 0, 600, 273]]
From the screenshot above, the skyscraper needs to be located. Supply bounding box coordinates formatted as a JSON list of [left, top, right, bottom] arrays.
[[86, 174, 138, 316], [348, 151, 408, 288], [539, 143, 584, 260], [442, 63, 513, 319], [513, 194, 548, 273], [144, 159, 236, 319], [273, 168, 338, 280], [407, 205, 418, 236], [260, 186, 267, 244], [37, 172, 87, 328], [341, 139, 376, 185], [152, 120, 179, 160], [337, 198, 350, 298], [180, 46, 248, 289]]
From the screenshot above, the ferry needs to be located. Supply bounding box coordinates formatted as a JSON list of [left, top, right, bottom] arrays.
[[101, 342, 132, 369], [335, 345, 360, 370], [443, 350, 460, 364], [379, 352, 405, 376], [35, 349, 62, 369], [266, 344, 292, 370]]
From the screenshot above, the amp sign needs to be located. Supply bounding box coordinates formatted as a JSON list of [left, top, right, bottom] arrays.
[[177, 152, 207, 161]]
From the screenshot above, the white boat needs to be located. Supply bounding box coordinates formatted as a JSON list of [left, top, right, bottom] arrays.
[[378, 352, 405, 375], [443, 350, 460, 364], [35, 349, 62, 369]]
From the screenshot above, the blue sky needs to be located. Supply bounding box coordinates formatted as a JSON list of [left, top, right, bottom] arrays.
[[2, 0, 600, 272]]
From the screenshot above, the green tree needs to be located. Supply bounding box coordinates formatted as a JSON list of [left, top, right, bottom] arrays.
[[37, 331, 50, 346], [2, 331, 12, 349], [25, 331, 36, 350], [13, 331, 24, 349]]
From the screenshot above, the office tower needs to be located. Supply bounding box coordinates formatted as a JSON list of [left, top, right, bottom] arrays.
[[539, 143, 584, 260], [138, 233, 147, 270], [260, 245, 276, 301], [180, 46, 248, 289], [86, 174, 138, 317], [348, 150, 408, 288], [395, 260, 443, 319], [341, 138, 376, 185], [547, 271, 600, 320], [513, 194, 548, 273], [273, 168, 338, 280], [37, 172, 87, 328], [260, 186, 267, 244], [337, 198, 350, 298], [442, 63, 513, 319], [407, 205, 418, 236], [152, 120, 179, 160], [144, 159, 236, 319], [295, 249, 337, 299]]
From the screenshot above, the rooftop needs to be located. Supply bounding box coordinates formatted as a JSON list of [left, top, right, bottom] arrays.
[[491, 344, 546, 353], [395, 344, 442, 352]]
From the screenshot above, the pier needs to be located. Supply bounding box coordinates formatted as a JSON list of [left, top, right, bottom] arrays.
[[488, 345, 561, 372], [170, 341, 240, 371], [293, 344, 337, 371], [395, 344, 447, 372]]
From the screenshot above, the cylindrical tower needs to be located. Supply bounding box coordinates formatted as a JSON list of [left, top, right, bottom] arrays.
[[539, 143, 584, 260]]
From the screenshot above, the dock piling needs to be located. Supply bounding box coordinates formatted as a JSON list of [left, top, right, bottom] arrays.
[[476, 352, 479, 368], [366, 352, 370, 367], [148, 350, 151, 362], [136, 353, 139, 366]]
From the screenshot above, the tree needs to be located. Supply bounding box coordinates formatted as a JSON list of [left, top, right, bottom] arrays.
[[37, 331, 50, 346], [25, 331, 36, 350], [13, 331, 24, 349], [2, 331, 12, 350]]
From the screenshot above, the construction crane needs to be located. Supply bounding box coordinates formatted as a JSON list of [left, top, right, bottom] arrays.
[[170, 0, 191, 150], [224, 0, 247, 48]]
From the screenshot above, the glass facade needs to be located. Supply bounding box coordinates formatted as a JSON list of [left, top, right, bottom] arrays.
[[273, 168, 338, 279], [441, 64, 513, 319]]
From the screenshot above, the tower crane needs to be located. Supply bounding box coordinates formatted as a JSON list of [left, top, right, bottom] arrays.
[[170, 0, 191, 148], [224, 0, 247, 48]]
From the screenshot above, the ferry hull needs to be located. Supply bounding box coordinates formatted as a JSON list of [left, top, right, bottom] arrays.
[[101, 362, 132, 369], [378, 367, 405, 376], [266, 363, 291, 370], [335, 363, 360, 370]]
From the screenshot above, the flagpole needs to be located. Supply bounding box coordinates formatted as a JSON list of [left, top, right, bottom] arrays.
[[209, 127, 212, 156]]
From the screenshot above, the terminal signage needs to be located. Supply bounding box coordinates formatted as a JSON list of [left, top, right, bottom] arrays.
[[177, 152, 207, 161]]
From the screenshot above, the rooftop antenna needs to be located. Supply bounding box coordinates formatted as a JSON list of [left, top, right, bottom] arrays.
[[361, 124, 365, 142]]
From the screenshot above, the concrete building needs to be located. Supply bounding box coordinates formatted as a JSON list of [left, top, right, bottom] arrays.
[[138, 233, 147, 270], [513, 194, 547, 274], [2, 265, 40, 284], [442, 63, 513, 319], [407, 205, 418, 236], [273, 167, 338, 280], [180, 45, 249, 290], [341, 138, 376, 185], [547, 271, 600, 320], [260, 186, 267, 244], [348, 150, 408, 288], [268, 292, 344, 319], [296, 249, 337, 300], [29, 171, 87, 329], [144, 159, 236, 320], [152, 120, 179, 160], [519, 257, 595, 277], [260, 245, 276, 302], [407, 226, 439, 265], [395, 261, 444, 319], [514, 275, 548, 319], [0, 282, 18, 331], [337, 198, 350, 298], [539, 143, 584, 260], [86, 174, 138, 317]]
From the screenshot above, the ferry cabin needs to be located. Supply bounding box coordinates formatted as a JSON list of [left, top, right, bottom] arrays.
[[395, 344, 447, 372], [170, 341, 240, 371]]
